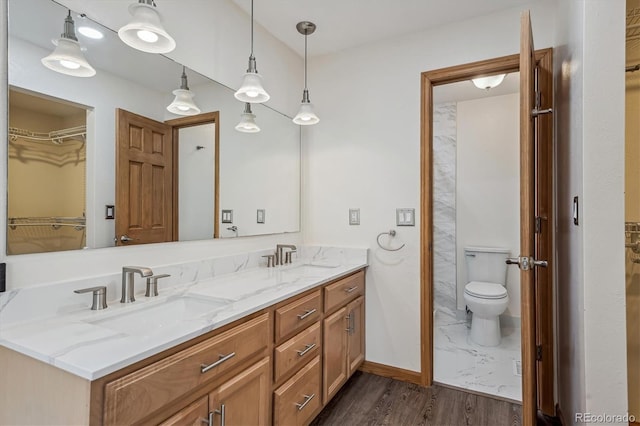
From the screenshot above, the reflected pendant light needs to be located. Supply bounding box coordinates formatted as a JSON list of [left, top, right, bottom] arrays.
[[293, 21, 319, 126], [118, 0, 176, 54], [471, 74, 507, 90], [234, 0, 270, 103], [235, 103, 260, 133], [167, 67, 201, 116], [41, 11, 96, 78]]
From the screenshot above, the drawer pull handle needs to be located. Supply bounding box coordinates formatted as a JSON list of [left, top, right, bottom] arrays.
[[296, 393, 316, 411], [296, 343, 316, 357], [297, 308, 317, 320], [344, 286, 358, 293], [201, 352, 236, 373]]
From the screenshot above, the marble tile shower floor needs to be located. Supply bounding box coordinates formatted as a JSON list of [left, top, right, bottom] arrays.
[[433, 311, 522, 402]]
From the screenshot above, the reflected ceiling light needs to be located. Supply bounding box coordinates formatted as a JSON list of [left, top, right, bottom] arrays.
[[77, 26, 104, 40], [167, 67, 201, 116], [118, 0, 176, 54], [471, 74, 507, 90], [234, 0, 270, 103], [41, 11, 96, 78], [293, 21, 319, 126], [235, 103, 260, 133]]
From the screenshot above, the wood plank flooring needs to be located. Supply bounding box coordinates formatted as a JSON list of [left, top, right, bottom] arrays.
[[310, 372, 522, 426]]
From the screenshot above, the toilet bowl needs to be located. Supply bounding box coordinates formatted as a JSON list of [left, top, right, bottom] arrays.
[[463, 246, 510, 346], [464, 281, 509, 346]]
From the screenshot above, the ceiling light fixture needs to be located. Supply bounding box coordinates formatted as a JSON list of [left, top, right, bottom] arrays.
[[471, 74, 507, 90], [235, 103, 260, 133], [234, 0, 270, 103], [41, 11, 96, 78], [118, 0, 175, 54], [77, 18, 104, 40], [293, 21, 319, 126], [167, 66, 201, 116]]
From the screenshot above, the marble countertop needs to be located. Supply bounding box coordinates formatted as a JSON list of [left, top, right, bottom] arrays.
[[0, 259, 367, 381]]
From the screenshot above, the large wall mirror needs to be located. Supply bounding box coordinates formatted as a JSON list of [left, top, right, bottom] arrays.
[[7, 0, 301, 255]]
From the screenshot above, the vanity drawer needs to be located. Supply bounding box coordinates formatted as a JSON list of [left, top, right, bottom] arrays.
[[273, 356, 322, 426], [324, 270, 364, 313], [274, 322, 321, 383], [275, 290, 321, 343], [103, 313, 269, 425]]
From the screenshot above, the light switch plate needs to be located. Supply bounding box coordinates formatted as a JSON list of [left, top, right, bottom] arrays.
[[257, 209, 265, 224], [105, 205, 114, 220], [573, 196, 579, 226], [349, 208, 360, 225], [221, 209, 233, 224], [396, 208, 415, 226]]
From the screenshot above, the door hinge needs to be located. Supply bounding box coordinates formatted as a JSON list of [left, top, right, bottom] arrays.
[[535, 216, 542, 234], [536, 345, 543, 361]]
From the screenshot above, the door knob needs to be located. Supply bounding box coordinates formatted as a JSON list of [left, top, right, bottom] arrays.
[[120, 235, 134, 242], [506, 256, 548, 271]]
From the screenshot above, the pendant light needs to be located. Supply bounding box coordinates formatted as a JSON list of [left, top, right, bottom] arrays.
[[167, 67, 201, 116], [471, 74, 507, 90], [118, 0, 176, 54], [234, 0, 270, 103], [293, 21, 319, 126], [41, 11, 96, 78], [235, 103, 260, 133]]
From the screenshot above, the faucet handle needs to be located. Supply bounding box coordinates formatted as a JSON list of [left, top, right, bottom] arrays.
[[145, 274, 170, 297], [285, 250, 297, 265], [74, 286, 108, 310], [262, 254, 276, 268]]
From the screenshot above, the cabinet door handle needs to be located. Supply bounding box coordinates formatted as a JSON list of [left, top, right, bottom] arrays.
[[201, 352, 236, 373], [297, 308, 317, 320], [296, 343, 316, 357], [203, 411, 214, 426], [295, 394, 315, 411], [344, 286, 358, 293], [214, 404, 226, 426], [345, 314, 352, 333]]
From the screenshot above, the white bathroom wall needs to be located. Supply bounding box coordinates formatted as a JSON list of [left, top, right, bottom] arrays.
[[178, 124, 216, 242], [0, 0, 303, 289], [456, 93, 520, 318], [555, 0, 628, 423], [303, 1, 557, 372]]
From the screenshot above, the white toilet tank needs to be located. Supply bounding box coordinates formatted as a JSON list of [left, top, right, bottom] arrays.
[[464, 246, 510, 286]]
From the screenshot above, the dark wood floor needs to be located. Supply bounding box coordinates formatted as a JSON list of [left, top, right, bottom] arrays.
[[310, 372, 522, 426]]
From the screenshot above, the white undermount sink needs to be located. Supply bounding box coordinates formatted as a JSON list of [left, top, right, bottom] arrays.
[[89, 296, 228, 337]]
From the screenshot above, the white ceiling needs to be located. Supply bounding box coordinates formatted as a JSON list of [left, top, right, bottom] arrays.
[[231, 0, 532, 57]]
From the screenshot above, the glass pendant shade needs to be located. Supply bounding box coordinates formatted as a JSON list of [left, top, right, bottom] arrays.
[[42, 38, 96, 77], [235, 70, 270, 103], [118, 2, 176, 54], [293, 101, 319, 125], [471, 74, 507, 90], [167, 89, 200, 115], [235, 103, 260, 133], [167, 67, 200, 116]]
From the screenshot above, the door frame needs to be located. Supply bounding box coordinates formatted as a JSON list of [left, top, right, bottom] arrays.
[[419, 49, 553, 409], [165, 112, 220, 240]]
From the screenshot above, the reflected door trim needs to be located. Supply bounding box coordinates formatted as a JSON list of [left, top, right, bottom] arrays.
[[166, 112, 220, 239]]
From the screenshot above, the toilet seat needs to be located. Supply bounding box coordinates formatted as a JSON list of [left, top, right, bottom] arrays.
[[464, 281, 507, 299]]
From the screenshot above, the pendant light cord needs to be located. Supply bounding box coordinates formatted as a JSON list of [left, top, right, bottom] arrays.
[[250, 0, 254, 57], [304, 34, 308, 90]]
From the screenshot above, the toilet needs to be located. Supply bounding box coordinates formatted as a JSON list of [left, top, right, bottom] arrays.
[[463, 246, 510, 346]]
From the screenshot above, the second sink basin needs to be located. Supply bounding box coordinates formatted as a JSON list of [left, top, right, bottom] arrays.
[[90, 296, 228, 337]]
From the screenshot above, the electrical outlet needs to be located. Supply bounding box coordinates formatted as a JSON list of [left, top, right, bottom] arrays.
[[349, 208, 360, 225], [257, 209, 265, 224]]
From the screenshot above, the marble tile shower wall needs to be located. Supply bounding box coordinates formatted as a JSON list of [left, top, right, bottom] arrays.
[[433, 102, 458, 320]]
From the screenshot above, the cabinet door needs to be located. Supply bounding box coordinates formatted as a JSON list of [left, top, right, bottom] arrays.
[[209, 357, 271, 426], [160, 396, 209, 426], [322, 306, 348, 404], [347, 296, 365, 376]]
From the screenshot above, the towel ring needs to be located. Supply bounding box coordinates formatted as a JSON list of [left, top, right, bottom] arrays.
[[376, 230, 405, 252]]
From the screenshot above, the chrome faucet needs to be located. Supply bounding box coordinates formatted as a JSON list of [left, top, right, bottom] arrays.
[[121, 266, 153, 303], [276, 244, 297, 266]]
